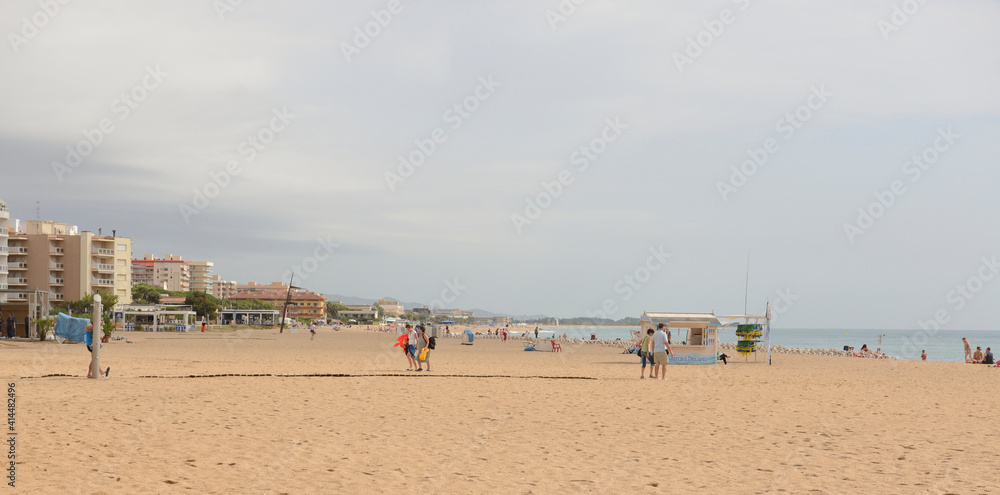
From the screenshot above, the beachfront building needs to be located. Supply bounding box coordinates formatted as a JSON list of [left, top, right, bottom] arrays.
[[6, 220, 133, 305], [229, 289, 327, 321], [131, 254, 189, 292], [340, 304, 378, 321], [377, 298, 404, 316], [210, 275, 237, 300], [188, 261, 214, 295], [236, 281, 289, 294], [0, 200, 8, 304]]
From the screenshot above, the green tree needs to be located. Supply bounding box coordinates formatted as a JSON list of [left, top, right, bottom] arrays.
[[131, 283, 161, 304], [223, 298, 274, 310], [325, 302, 349, 321], [185, 291, 221, 320]]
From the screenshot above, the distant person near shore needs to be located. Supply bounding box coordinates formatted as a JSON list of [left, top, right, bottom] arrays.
[[651, 323, 673, 380], [921, 350, 927, 361], [982, 347, 994, 365], [963, 337, 972, 363]]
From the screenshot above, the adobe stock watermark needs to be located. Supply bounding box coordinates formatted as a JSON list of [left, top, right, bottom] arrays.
[[877, 0, 931, 41], [843, 127, 959, 244], [545, 0, 589, 31], [428, 278, 466, 311], [179, 106, 295, 223], [715, 84, 832, 202], [511, 117, 627, 233], [6, 0, 73, 54], [341, 0, 413, 63], [213, 0, 248, 21], [280, 235, 340, 283], [384, 75, 501, 191], [51, 65, 168, 182], [672, 0, 752, 73], [585, 246, 671, 320], [902, 254, 999, 358]]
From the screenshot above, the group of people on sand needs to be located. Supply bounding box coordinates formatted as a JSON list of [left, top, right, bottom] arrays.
[[963, 337, 995, 365], [636, 324, 674, 380], [853, 344, 887, 359], [402, 323, 433, 372]]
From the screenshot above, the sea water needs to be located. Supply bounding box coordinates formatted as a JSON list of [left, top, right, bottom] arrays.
[[541, 326, 1000, 363]]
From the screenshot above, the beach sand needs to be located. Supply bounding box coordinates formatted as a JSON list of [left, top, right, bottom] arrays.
[[3, 327, 998, 494]]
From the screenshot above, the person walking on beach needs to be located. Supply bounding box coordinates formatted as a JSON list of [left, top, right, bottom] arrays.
[[309, 324, 316, 340], [85, 324, 109, 378], [638, 328, 655, 379], [651, 323, 673, 380], [416, 325, 431, 372], [6, 313, 15, 339], [405, 324, 419, 371], [963, 337, 972, 363]]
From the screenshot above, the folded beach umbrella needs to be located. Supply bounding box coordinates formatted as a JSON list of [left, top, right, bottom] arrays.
[[54, 312, 90, 343]]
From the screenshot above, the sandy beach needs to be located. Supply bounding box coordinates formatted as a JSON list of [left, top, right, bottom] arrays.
[[3, 327, 998, 494]]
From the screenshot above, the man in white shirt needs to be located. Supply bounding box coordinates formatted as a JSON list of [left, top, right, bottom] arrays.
[[651, 323, 673, 380]]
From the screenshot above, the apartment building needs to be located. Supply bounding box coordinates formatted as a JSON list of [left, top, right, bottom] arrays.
[[6, 220, 132, 305], [189, 261, 214, 294], [229, 289, 327, 320], [0, 200, 8, 303], [131, 254, 190, 292], [209, 275, 237, 300], [236, 281, 289, 294], [377, 298, 404, 316]]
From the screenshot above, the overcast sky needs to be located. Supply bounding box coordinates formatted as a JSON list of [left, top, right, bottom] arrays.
[[2, 0, 998, 329]]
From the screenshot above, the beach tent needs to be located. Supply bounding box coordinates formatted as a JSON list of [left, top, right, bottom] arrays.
[[640, 313, 721, 365], [462, 329, 474, 345]]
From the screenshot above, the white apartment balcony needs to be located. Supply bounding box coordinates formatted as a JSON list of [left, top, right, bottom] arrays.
[[9, 262, 27, 270], [49, 278, 64, 286], [50, 247, 64, 255], [8, 293, 26, 302], [11, 247, 27, 254], [0, 265, 6, 274], [0, 246, 6, 253], [50, 263, 64, 270], [92, 278, 114, 287], [8, 277, 27, 286], [95, 263, 114, 272], [95, 248, 114, 256], [51, 293, 64, 300], [0, 227, 7, 235]]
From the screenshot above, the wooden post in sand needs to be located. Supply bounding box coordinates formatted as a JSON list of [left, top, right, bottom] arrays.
[[91, 294, 102, 379]]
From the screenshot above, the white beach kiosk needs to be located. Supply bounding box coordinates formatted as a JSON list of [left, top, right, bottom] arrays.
[[640, 308, 772, 365]]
